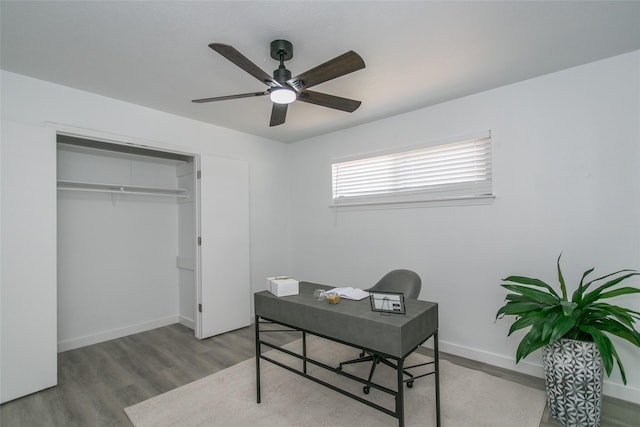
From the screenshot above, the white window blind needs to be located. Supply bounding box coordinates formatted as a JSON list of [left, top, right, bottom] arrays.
[[331, 135, 492, 206]]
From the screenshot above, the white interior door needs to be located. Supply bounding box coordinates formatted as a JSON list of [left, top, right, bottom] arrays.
[[1, 122, 57, 403], [196, 155, 251, 339]]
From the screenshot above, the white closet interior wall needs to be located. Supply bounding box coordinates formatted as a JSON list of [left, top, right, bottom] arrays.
[[177, 163, 196, 329]]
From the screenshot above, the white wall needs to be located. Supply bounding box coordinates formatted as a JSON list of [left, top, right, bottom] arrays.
[[0, 70, 291, 402], [286, 51, 640, 403]]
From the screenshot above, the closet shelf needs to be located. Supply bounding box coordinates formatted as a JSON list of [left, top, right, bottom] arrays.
[[57, 180, 190, 198]]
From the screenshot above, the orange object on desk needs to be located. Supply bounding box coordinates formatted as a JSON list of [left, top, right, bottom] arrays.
[[326, 294, 341, 304]]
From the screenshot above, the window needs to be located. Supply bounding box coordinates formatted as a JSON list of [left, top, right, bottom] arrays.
[[331, 133, 493, 207]]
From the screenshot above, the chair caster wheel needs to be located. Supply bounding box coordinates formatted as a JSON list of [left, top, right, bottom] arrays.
[[363, 386, 370, 394], [407, 380, 414, 388]]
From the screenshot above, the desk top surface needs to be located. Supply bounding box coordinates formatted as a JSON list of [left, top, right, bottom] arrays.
[[255, 282, 438, 358]]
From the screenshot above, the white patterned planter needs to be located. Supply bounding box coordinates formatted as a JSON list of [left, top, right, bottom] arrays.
[[542, 339, 604, 427]]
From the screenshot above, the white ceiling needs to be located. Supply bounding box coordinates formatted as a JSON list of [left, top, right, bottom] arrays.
[[2, 1, 640, 143]]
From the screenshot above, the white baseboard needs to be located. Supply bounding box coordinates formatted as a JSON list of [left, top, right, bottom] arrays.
[[435, 339, 544, 377], [603, 381, 640, 404], [428, 339, 640, 404], [57, 315, 179, 352], [179, 315, 195, 330]]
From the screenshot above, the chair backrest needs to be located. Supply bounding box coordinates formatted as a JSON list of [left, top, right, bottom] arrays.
[[367, 269, 422, 299]]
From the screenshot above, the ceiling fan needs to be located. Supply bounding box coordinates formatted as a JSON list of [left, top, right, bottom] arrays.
[[192, 40, 365, 127]]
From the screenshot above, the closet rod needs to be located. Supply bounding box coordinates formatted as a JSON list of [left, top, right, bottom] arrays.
[[57, 180, 190, 198]]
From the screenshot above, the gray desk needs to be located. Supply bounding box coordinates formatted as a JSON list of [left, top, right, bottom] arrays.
[[254, 282, 440, 427]]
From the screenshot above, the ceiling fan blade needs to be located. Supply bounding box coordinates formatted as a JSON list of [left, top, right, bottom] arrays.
[[209, 43, 281, 88], [270, 103, 288, 127], [297, 90, 361, 112], [192, 91, 268, 103], [288, 50, 365, 90]]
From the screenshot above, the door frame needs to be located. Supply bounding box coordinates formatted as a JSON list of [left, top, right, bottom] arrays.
[[52, 124, 202, 342]]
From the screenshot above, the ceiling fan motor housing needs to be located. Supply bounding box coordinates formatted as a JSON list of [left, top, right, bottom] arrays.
[[273, 66, 292, 84]]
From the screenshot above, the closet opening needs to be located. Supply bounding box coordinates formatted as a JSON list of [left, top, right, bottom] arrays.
[[56, 134, 198, 352]]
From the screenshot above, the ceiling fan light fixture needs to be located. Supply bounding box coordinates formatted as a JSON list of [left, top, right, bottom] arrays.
[[270, 88, 296, 104]]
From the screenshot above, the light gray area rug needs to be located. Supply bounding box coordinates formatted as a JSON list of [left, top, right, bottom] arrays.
[[125, 336, 546, 427]]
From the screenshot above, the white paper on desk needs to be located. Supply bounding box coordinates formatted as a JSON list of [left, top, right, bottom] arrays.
[[327, 287, 369, 301]]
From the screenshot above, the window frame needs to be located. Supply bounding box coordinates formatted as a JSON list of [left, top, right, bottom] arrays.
[[330, 131, 494, 209]]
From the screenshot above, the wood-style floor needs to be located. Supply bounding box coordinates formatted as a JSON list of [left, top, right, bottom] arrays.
[[1, 323, 636, 426]]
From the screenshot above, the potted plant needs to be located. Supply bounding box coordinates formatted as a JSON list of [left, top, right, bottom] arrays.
[[496, 254, 640, 427]]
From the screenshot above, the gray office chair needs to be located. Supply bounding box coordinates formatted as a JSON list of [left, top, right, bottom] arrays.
[[337, 269, 422, 394]]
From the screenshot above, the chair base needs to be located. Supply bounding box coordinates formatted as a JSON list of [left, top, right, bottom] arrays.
[[337, 351, 417, 394]]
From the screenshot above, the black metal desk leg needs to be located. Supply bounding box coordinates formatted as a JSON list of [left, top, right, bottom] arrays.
[[434, 330, 440, 427], [397, 357, 405, 427], [255, 315, 261, 404], [302, 331, 307, 374]]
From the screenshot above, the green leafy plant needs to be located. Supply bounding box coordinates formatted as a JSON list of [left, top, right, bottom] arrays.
[[496, 254, 640, 384]]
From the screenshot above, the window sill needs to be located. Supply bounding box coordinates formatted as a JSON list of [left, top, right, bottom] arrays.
[[329, 195, 495, 211]]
